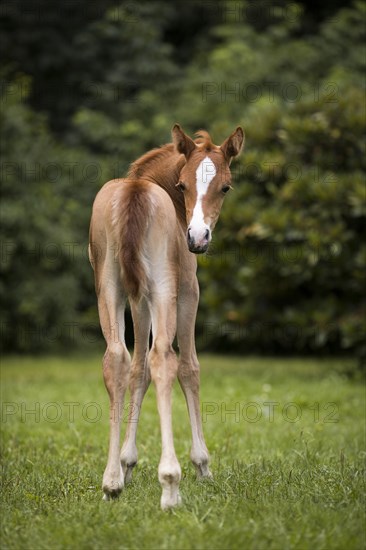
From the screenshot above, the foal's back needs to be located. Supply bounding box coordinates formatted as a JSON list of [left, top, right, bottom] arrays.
[[89, 177, 183, 300]]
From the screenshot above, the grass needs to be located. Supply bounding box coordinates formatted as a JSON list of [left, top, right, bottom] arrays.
[[1, 354, 365, 549]]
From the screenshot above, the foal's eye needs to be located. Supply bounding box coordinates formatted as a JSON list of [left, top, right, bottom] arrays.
[[221, 185, 232, 194], [177, 181, 186, 192]]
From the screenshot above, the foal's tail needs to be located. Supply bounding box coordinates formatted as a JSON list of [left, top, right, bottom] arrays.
[[116, 180, 153, 300]]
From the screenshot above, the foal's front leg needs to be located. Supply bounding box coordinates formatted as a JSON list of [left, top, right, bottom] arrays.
[[177, 279, 212, 479]]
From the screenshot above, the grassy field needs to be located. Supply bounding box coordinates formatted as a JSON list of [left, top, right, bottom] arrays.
[[1, 354, 365, 549]]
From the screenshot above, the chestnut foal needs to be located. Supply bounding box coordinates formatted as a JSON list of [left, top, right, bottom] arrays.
[[89, 124, 244, 509]]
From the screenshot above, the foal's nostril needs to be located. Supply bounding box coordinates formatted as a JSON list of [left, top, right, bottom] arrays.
[[204, 229, 210, 241]]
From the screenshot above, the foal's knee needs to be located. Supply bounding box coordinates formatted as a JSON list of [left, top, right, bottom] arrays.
[[178, 358, 200, 389], [149, 338, 177, 383], [103, 343, 131, 392]]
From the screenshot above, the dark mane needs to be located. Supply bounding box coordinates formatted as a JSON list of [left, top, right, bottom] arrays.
[[127, 143, 186, 225]]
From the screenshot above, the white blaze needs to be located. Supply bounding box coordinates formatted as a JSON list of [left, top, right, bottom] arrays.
[[189, 156, 216, 242]]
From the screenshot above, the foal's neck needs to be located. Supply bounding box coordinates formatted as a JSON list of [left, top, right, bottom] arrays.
[[128, 144, 187, 226]]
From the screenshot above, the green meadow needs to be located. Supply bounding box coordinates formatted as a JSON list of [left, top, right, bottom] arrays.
[[1, 355, 365, 549]]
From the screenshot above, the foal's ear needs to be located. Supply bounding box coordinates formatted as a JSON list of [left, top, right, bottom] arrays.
[[172, 123, 196, 158], [220, 127, 245, 163]]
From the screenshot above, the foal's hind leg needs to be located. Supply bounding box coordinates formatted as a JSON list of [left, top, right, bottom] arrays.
[[149, 293, 181, 509], [177, 278, 212, 479], [120, 298, 151, 483], [97, 252, 131, 499]]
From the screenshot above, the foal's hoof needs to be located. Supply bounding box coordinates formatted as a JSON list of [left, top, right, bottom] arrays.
[[159, 468, 182, 510], [121, 460, 137, 485], [102, 489, 122, 501], [102, 472, 124, 500], [161, 489, 182, 510], [194, 463, 213, 479]]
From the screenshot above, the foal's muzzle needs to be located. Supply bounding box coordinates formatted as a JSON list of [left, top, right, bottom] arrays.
[[187, 227, 211, 254]]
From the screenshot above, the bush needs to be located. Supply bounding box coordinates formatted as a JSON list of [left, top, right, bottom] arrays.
[[1, 2, 364, 360]]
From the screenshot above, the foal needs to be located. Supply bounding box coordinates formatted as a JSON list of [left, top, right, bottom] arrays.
[[89, 124, 244, 509]]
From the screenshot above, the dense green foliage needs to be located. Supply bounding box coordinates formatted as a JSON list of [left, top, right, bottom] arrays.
[[1, 1, 365, 356], [1, 354, 364, 548]]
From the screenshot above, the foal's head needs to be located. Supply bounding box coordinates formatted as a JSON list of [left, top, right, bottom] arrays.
[[172, 124, 245, 253]]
